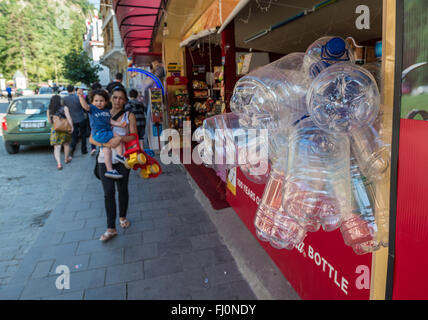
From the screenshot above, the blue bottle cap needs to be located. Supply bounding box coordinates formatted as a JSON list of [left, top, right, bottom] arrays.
[[326, 37, 346, 57]]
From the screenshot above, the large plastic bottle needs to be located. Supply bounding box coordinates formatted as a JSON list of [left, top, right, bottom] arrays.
[[307, 63, 389, 180], [230, 52, 310, 133], [195, 112, 249, 170], [282, 118, 351, 233], [340, 156, 379, 254], [254, 158, 307, 249], [341, 155, 389, 254], [303, 36, 355, 79]]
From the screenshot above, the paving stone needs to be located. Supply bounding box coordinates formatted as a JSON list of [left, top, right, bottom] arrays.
[[123, 219, 155, 234], [20, 276, 64, 299], [144, 255, 183, 279], [84, 217, 107, 228], [31, 260, 55, 279], [76, 233, 143, 255], [180, 212, 210, 224], [74, 208, 103, 220], [63, 268, 106, 291], [124, 244, 158, 263], [141, 208, 170, 220], [84, 283, 126, 300], [49, 220, 85, 233], [158, 238, 193, 257], [171, 223, 205, 238], [167, 268, 209, 293], [127, 276, 169, 300], [62, 228, 95, 243], [142, 227, 175, 243], [40, 242, 78, 260], [105, 262, 144, 285], [88, 248, 124, 269], [203, 261, 245, 287], [66, 200, 91, 211], [229, 280, 257, 300], [190, 283, 238, 300], [181, 249, 217, 271], [49, 254, 91, 275], [211, 245, 235, 264], [0, 284, 25, 300], [43, 290, 84, 300], [190, 233, 224, 251]]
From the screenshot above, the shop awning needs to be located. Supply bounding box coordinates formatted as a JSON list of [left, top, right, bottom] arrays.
[[181, 0, 240, 44], [113, 0, 165, 57]]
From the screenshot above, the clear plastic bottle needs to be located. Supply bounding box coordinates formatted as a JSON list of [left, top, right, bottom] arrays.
[[282, 118, 351, 232], [307, 63, 389, 180], [340, 156, 379, 254], [341, 156, 389, 254], [254, 158, 307, 249], [230, 52, 310, 132], [303, 36, 355, 79], [195, 112, 249, 170]]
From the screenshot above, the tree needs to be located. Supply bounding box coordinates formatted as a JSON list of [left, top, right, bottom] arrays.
[[0, 0, 94, 82], [63, 49, 101, 86]]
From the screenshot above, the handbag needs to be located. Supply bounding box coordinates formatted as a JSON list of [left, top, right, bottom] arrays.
[[53, 115, 71, 133]]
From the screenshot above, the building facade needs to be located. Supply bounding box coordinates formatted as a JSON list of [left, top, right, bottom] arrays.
[[83, 9, 111, 86], [99, 0, 128, 86]]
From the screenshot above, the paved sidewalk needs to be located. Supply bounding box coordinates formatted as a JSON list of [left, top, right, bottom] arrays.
[[0, 156, 258, 300]]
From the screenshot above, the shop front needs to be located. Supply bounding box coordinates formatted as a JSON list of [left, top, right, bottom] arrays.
[[216, 0, 428, 300], [113, 0, 428, 299]]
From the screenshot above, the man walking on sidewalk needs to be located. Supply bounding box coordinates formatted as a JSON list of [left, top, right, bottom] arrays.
[[63, 85, 88, 156]]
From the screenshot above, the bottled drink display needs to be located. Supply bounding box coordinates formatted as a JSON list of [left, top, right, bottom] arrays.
[[282, 118, 351, 234], [303, 36, 355, 79], [307, 63, 389, 180], [230, 52, 309, 133], [197, 36, 390, 255]]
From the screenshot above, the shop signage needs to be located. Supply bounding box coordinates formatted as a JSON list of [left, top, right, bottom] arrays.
[[226, 167, 372, 300], [167, 62, 182, 73]]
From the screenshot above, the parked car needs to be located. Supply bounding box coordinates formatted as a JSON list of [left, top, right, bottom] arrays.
[[15, 88, 34, 97], [38, 87, 54, 95], [59, 90, 69, 97], [1, 94, 53, 154]]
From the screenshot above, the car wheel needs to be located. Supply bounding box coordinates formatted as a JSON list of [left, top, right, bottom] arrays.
[[5, 142, 19, 154]]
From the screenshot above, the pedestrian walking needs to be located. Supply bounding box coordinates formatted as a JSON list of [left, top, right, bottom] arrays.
[[47, 95, 73, 170], [90, 87, 138, 241], [63, 85, 88, 157], [106, 73, 125, 94], [6, 86, 12, 102], [126, 89, 146, 149]]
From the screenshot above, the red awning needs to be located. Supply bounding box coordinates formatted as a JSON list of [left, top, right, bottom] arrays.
[[113, 0, 164, 57]]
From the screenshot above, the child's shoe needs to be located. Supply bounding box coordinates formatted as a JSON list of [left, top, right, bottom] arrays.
[[105, 169, 123, 179], [115, 154, 126, 164]]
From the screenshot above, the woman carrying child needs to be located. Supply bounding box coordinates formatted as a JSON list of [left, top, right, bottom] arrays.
[[82, 87, 138, 241]]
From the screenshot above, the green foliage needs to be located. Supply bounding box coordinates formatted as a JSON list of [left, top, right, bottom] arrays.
[[404, 0, 428, 87], [63, 49, 101, 86], [0, 0, 94, 84]]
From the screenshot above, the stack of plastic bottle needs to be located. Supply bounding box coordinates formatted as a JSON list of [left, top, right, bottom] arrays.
[[197, 36, 391, 255]]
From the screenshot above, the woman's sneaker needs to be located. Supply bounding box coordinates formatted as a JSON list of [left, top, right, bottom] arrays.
[[105, 169, 123, 179], [114, 154, 126, 164]]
